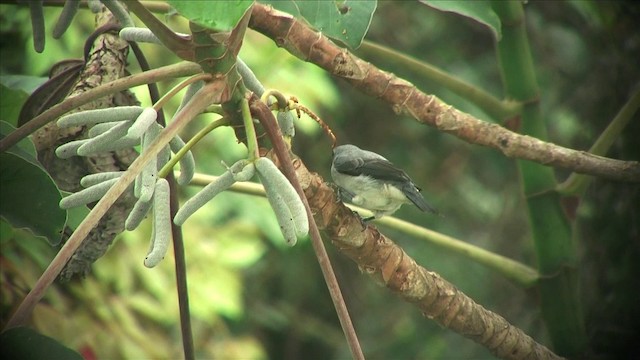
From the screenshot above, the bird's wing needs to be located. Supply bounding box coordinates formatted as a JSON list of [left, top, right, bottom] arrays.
[[334, 157, 411, 183], [334, 156, 439, 214]]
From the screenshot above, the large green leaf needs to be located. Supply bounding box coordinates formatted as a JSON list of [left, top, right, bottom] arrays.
[[0, 84, 29, 127], [0, 327, 83, 360], [0, 122, 65, 245], [168, 0, 254, 31], [267, 0, 377, 49], [419, 0, 501, 40]]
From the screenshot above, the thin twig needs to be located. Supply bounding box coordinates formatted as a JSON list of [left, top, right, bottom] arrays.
[[249, 95, 365, 360]]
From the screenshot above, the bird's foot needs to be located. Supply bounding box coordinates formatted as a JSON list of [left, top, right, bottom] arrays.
[[352, 211, 374, 231]]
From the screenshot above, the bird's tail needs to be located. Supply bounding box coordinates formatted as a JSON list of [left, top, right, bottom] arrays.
[[404, 184, 439, 215]]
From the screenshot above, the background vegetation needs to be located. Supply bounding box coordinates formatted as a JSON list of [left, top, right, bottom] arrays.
[[1, 1, 638, 359]]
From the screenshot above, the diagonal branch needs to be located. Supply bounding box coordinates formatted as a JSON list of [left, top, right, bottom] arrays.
[[249, 94, 365, 360], [296, 160, 562, 360], [248, 4, 639, 183]]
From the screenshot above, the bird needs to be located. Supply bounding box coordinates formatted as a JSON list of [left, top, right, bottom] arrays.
[[331, 144, 438, 220]]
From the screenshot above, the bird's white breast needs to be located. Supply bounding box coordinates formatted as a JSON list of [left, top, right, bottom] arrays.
[[332, 169, 409, 216]]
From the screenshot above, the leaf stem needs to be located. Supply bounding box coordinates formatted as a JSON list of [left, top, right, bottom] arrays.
[[153, 73, 213, 112], [557, 88, 640, 195], [241, 97, 260, 160], [158, 117, 229, 178]]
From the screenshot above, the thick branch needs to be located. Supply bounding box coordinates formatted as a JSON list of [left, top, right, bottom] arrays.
[[292, 161, 562, 360], [248, 4, 640, 183]]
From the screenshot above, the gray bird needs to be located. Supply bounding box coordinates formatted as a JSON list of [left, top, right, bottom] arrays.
[[331, 144, 438, 220]]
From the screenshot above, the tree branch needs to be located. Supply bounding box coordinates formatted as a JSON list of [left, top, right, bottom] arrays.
[[294, 161, 562, 360], [248, 4, 639, 183]]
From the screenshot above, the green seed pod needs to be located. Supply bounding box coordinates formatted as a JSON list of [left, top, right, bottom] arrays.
[[261, 180, 298, 246], [100, 0, 135, 28], [88, 121, 126, 138], [125, 196, 154, 231], [77, 120, 136, 156], [169, 135, 195, 186], [277, 111, 296, 139], [57, 106, 143, 128], [52, 0, 79, 39], [80, 171, 125, 187], [126, 107, 158, 140], [254, 157, 309, 239], [177, 81, 204, 113], [138, 124, 161, 202], [144, 178, 171, 268], [119, 27, 163, 44], [230, 160, 255, 182], [55, 139, 89, 159], [29, 1, 45, 53], [158, 143, 171, 171], [119, 27, 190, 45], [173, 162, 244, 226], [87, 0, 102, 13], [59, 178, 119, 209], [237, 59, 265, 95]]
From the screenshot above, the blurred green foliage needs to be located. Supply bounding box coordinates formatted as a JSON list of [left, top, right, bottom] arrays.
[[1, 1, 638, 359]]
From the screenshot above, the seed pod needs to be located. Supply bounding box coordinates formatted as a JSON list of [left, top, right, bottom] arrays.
[[119, 27, 163, 44], [52, 0, 79, 39], [57, 106, 143, 128], [55, 139, 89, 159], [173, 162, 245, 226], [77, 120, 136, 156], [88, 121, 126, 138], [80, 171, 125, 187], [100, 0, 135, 28], [29, 1, 45, 53], [125, 197, 154, 231], [144, 178, 171, 268], [59, 178, 119, 209], [137, 124, 161, 202], [237, 59, 265, 95], [169, 135, 195, 185], [177, 81, 204, 113], [157, 143, 171, 171], [119, 27, 190, 45], [230, 160, 255, 182], [277, 111, 296, 139], [261, 179, 298, 246], [254, 157, 309, 239], [87, 0, 102, 13], [126, 107, 158, 140]]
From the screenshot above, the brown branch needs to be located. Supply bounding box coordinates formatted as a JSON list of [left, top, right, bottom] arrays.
[[291, 160, 563, 360], [248, 4, 640, 183]]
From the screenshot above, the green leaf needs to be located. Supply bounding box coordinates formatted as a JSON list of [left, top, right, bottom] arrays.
[[0, 74, 48, 94], [0, 121, 37, 164], [419, 0, 502, 40], [267, 0, 377, 49], [0, 152, 66, 245], [0, 327, 83, 360], [0, 84, 29, 127], [0, 122, 65, 245], [168, 0, 254, 31]]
